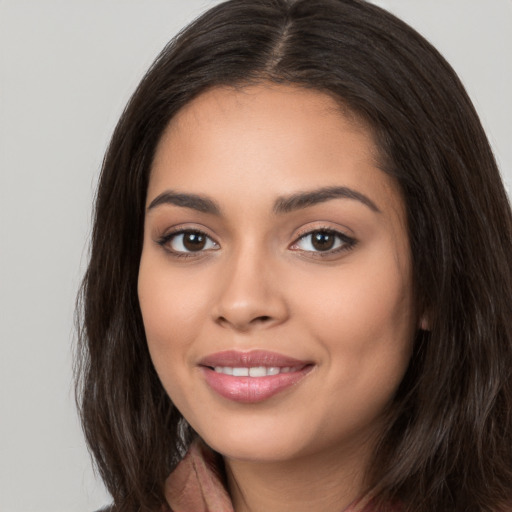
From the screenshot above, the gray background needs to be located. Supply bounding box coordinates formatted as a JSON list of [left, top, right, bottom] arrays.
[[1, 1, 510, 511]]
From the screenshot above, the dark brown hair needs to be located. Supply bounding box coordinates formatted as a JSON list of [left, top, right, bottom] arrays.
[[76, 1, 512, 510]]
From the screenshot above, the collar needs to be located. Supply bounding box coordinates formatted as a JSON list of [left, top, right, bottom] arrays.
[[164, 439, 233, 512]]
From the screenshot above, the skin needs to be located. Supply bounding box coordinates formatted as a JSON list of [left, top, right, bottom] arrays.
[[138, 84, 420, 512]]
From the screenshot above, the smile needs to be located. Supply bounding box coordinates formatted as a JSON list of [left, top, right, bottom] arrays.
[[199, 350, 314, 403], [213, 366, 302, 377]]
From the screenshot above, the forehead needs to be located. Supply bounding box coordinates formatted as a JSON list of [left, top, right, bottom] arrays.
[[149, 83, 402, 218], [167, 83, 366, 136]]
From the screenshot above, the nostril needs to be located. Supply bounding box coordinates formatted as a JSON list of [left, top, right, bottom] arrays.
[[217, 316, 228, 326], [253, 315, 272, 323], [214, 309, 284, 330]]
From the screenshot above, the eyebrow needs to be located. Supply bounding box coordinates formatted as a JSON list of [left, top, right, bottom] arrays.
[[273, 186, 381, 214], [147, 191, 221, 214], [147, 185, 380, 215]]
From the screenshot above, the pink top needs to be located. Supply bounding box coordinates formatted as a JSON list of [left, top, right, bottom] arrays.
[[164, 440, 232, 512], [163, 440, 387, 512]]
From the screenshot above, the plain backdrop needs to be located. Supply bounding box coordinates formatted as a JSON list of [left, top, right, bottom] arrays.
[[0, 1, 510, 511]]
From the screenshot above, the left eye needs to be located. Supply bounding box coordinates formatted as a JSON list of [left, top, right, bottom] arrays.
[[292, 230, 354, 252], [164, 230, 218, 253]]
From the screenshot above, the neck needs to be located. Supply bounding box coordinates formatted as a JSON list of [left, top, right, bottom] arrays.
[[224, 439, 374, 512]]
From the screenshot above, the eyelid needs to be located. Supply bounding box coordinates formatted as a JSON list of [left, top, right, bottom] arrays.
[[154, 223, 356, 258], [156, 225, 220, 257], [289, 225, 357, 255]]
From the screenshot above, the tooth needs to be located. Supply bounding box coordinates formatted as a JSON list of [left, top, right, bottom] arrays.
[[249, 366, 267, 377], [212, 366, 300, 376]]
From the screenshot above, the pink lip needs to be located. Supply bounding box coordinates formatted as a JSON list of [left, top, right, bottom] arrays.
[[199, 350, 314, 404], [199, 350, 309, 368]]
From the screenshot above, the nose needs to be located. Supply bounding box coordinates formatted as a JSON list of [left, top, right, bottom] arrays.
[[212, 248, 289, 332]]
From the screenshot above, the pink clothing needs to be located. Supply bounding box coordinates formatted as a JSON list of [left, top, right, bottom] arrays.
[[163, 440, 383, 512], [164, 440, 232, 512]]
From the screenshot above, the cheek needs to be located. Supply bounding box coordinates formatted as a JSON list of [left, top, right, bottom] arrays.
[[137, 253, 225, 414], [297, 250, 413, 333], [138, 255, 194, 377], [139, 252, 208, 343], [292, 247, 414, 388], [138, 267, 197, 422]]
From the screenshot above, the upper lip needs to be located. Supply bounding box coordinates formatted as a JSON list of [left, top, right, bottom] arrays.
[[199, 350, 311, 368]]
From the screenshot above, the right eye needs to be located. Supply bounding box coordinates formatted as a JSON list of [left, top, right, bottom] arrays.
[[158, 230, 219, 254]]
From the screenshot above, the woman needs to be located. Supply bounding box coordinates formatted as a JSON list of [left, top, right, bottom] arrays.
[[76, 0, 512, 511]]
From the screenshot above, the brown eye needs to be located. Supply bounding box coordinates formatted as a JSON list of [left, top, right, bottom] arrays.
[[291, 229, 356, 254], [183, 232, 207, 251], [311, 231, 336, 251], [164, 230, 218, 253]]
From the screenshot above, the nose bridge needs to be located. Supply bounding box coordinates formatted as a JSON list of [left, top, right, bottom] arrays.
[[213, 240, 288, 331]]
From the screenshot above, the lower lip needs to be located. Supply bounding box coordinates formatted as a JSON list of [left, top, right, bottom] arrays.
[[201, 366, 313, 403]]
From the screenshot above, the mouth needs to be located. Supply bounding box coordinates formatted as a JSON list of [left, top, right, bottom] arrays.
[[198, 350, 314, 403], [211, 365, 304, 377]]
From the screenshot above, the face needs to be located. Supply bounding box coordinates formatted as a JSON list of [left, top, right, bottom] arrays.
[[138, 84, 418, 464]]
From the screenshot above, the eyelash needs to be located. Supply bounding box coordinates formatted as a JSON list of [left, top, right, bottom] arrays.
[[156, 227, 357, 259], [291, 227, 357, 257], [157, 229, 218, 258]]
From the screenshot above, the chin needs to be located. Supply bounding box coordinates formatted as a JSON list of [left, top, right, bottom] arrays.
[[196, 417, 313, 463], [208, 438, 307, 463]]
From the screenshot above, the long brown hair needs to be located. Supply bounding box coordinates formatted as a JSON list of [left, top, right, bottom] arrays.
[[76, 1, 512, 510]]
